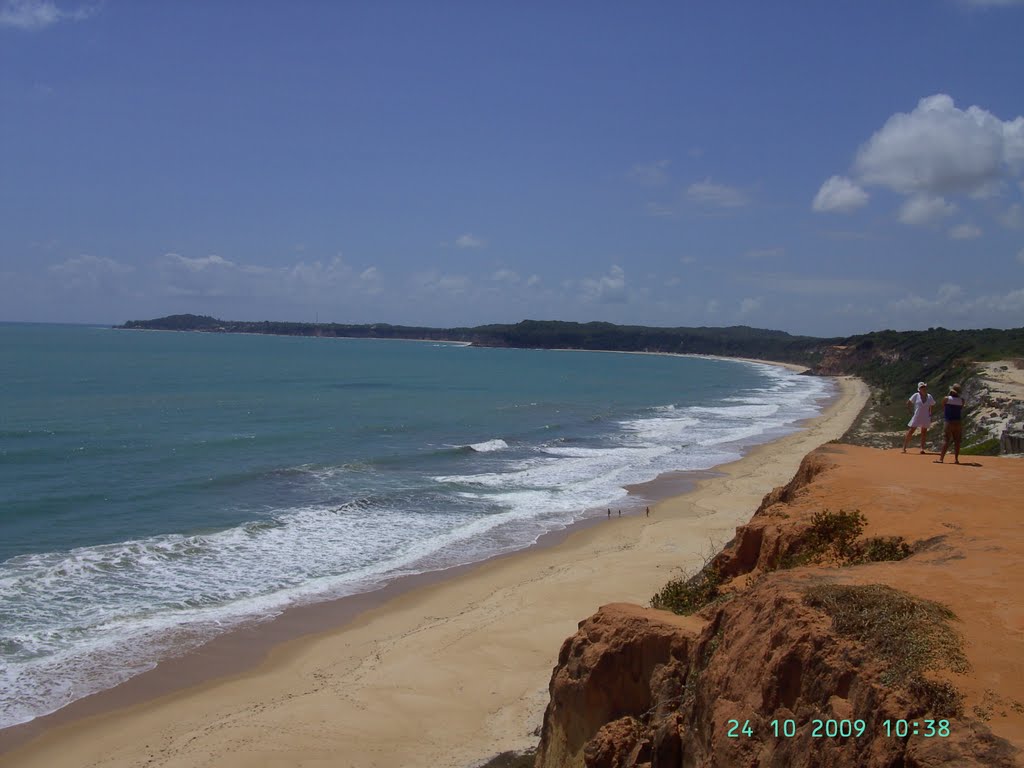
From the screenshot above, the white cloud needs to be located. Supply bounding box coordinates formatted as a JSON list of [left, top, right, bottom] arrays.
[[165, 253, 236, 272], [889, 282, 1024, 320], [645, 202, 676, 218], [743, 247, 785, 259], [492, 269, 519, 283], [1001, 203, 1024, 229], [890, 283, 963, 313], [898, 194, 956, 225], [455, 233, 485, 249], [49, 255, 134, 295], [968, 180, 1007, 199], [437, 275, 470, 293], [753, 274, 888, 297], [937, 283, 963, 303], [812, 175, 869, 213], [525, 274, 541, 287], [686, 179, 747, 208], [359, 266, 382, 295], [739, 297, 762, 316], [628, 160, 671, 186], [949, 223, 982, 240], [818, 229, 875, 241], [156, 253, 384, 301], [285, 257, 352, 291], [581, 265, 627, 303], [983, 287, 1024, 312], [854, 94, 1024, 197], [160, 253, 268, 297], [0, 0, 95, 29], [49, 254, 132, 276], [414, 271, 471, 295]]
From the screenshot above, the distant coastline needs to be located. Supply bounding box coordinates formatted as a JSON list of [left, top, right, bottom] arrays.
[[119, 315, 1024, 452], [116, 314, 826, 365]]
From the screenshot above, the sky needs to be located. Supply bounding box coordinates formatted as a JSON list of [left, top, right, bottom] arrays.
[[1, 0, 1023, 337]]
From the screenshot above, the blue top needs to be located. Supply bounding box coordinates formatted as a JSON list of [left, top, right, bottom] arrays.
[[944, 396, 964, 421]]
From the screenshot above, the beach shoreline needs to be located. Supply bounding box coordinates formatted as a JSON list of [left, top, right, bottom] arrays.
[[0, 373, 868, 768]]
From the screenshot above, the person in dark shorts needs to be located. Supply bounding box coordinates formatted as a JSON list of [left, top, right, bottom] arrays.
[[937, 383, 965, 464]]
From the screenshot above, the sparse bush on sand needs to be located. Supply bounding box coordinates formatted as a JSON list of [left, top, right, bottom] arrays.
[[782, 509, 912, 568], [651, 559, 725, 616], [853, 536, 913, 564]]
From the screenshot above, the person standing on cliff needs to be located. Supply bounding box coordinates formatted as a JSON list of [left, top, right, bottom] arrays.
[[937, 383, 965, 464], [902, 382, 935, 454]]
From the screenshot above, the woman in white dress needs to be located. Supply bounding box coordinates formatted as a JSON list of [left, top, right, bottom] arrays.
[[902, 382, 935, 454]]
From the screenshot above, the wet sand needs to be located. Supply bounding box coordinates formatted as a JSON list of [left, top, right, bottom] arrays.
[[0, 376, 869, 768]]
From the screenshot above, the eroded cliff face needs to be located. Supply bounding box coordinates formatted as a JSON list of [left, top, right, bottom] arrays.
[[536, 595, 1016, 768], [534, 449, 1023, 768]]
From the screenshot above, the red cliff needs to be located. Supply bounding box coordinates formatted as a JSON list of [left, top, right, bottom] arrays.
[[535, 446, 1024, 768]]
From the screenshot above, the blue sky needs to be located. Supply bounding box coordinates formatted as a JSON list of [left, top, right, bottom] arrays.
[[2, 0, 1023, 336]]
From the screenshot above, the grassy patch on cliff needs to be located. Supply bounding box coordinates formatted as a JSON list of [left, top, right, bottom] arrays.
[[655, 510, 913, 614], [793, 509, 866, 564], [651, 559, 725, 615], [804, 584, 969, 716]]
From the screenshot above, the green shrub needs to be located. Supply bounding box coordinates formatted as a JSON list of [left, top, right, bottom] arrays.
[[651, 565, 724, 615], [781, 509, 867, 568], [853, 536, 913, 564], [807, 509, 866, 560]]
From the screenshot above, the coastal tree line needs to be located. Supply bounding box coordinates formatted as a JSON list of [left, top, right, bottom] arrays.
[[120, 315, 1023, 445], [120, 315, 1023, 384]]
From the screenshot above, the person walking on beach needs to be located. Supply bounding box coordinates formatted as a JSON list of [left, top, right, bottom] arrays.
[[937, 383, 965, 464], [903, 382, 935, 454]]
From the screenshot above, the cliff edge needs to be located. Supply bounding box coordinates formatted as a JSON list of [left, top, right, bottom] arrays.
[[533, 446, 1024, 768]]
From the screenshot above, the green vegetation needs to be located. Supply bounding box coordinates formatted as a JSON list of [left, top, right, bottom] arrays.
[[828, 329, 1023, 438], [961, 438, 1001, 456], [854, 536, 913, 564], [779, 510, 912, 568], [651, 562, 725, 616], [119, 315, 1024, 374], [801, 509, 866, 562], [654, 509, 913, 613], [120, 315, 827, 363], [803, 584, 969, 717]]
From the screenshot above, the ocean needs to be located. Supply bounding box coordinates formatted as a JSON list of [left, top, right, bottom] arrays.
[[0, 322, 833, 729]]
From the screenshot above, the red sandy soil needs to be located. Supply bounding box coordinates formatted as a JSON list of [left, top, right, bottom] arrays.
[[536, 445, 1024, 767], [772, 445, 1024, 744]]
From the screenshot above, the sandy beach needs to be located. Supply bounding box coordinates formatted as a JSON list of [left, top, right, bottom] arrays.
[[0, 375, 868, 768]]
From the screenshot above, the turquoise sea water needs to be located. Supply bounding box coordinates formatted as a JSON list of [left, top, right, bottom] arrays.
[[0, 323, 833, 728]]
